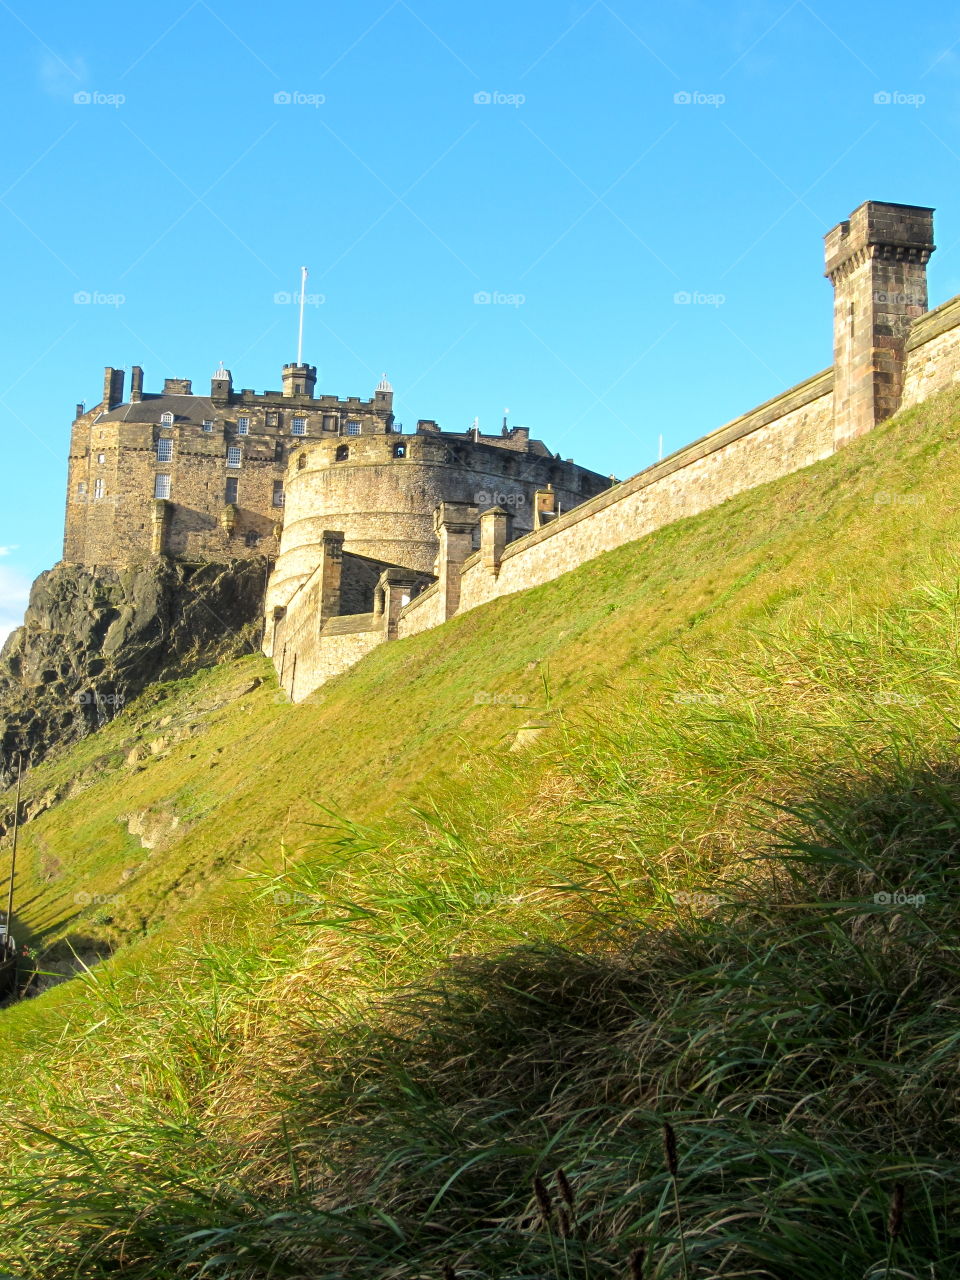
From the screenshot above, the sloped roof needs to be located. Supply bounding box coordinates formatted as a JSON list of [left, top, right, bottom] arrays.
[[98, 394, 216, 424]]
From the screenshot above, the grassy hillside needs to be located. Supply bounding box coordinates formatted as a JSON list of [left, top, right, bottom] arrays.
[[1, 389, 960, 1277]]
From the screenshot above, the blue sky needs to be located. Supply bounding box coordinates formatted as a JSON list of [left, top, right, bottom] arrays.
[[2, 0, 959, 639]]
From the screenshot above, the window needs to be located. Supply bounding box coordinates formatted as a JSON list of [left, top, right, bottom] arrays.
[[77, 481, 87, 497], [345, 420, 361, 436], [93, 478, 104, 499], [393, 443, 407, 458], [237, 417, 250, 435], [335, 444, 349, 461], [227, 445, 242, 467], [266, 412, 279, 428], [160, 412, 174, 425], [154, 474, 171, 499], [322, 414, 337, 432], [272, 481, 285, 507], [97, 452, 105, 464], [244, 530, 260, 547], [202, 420, 214, 432], [274, 440, 284, 461], [156, 438, 173, 462], [292, 416, 307, 436], [225, 476, 239, 504], [297, 452, 307, 470]]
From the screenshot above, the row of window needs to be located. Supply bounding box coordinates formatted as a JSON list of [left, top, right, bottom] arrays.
[[158, 440, 406, 467], [159, 411, 363, 437], [78, 477, 284, 506], [324, 442, 406, 463], [155, 475, 285, 506]]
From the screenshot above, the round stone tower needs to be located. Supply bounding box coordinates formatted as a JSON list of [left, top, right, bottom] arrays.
[[265, 421, 610, 617]]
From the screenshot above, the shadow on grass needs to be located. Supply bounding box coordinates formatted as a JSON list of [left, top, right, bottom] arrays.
[[3, 763, 959, 1279]]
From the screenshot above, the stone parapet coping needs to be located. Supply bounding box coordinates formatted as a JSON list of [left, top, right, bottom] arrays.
[[906, 292, 960, 351], [489, 367, 835, 566]]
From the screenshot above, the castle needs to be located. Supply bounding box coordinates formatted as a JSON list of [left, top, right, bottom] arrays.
[[65, 201, 960, 703]]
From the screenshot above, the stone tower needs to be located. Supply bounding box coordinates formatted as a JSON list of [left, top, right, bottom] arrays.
[[825, 201, 935, 448]]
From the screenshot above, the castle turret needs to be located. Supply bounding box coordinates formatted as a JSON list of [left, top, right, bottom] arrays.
[[211, 363, 233, 404], [374, 373, 393, 412], [282, 363, 317, 398], [825, 201, 935, 448]]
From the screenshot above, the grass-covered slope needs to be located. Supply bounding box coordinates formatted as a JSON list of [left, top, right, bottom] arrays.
[[2, 390, 960, 1277]]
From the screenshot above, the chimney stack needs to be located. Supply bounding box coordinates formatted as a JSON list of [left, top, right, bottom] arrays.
[[102, 367, 124, 410]]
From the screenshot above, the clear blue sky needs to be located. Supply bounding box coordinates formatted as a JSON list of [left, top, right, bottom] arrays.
[[2, 0, 958, 639]]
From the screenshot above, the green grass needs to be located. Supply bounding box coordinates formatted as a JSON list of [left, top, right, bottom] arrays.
[[2, 389, 960, 1275]]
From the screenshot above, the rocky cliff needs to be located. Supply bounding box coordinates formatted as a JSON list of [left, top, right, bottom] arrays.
[[0, 556, 270, 784]]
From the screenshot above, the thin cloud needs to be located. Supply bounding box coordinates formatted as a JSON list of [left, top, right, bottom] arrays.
[[38, 53, 88, 100]]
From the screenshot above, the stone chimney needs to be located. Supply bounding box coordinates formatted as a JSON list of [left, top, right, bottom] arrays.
[[825, 201, 935, 448], [102, 367, 124, 410], [480, 506, 512, 573]]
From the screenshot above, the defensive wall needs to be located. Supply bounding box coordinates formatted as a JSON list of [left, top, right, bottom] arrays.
[[272, 200, 960, 703]]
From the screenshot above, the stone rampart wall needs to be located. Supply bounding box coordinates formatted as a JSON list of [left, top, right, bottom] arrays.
[[451, 370, 834, 616], [901, 296, 960, 407]]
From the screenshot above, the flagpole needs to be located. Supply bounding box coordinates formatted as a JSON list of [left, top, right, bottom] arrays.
[[296, 266, 308, 365]]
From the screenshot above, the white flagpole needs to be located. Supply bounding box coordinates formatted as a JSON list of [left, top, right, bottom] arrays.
[[296, 266, 308, 365]]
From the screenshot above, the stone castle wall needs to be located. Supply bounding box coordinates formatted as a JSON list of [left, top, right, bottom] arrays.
[[273, 202, 960, 702], [64, 368, 394, 568], [267, 431, 606, 617], [274, 571, 386, 701], [65, 407, 287, 566], [901, 295, 960, 407], [440, 370, 836, 623]]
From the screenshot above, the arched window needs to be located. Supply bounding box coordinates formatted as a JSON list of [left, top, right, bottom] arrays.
[[393, 443, 406, 458], [335, 444, 349, 461]]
